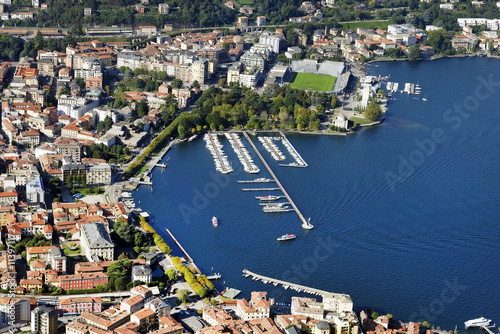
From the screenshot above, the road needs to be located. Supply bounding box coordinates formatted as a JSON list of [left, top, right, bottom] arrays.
[[0, 290, 134, 300]]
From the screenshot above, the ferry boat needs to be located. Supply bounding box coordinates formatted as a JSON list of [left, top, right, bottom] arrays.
[[464, 317, 491, 329], [212, 216, 218, 227], [255, 195, 281, 201], [277, 234, 296, 241]]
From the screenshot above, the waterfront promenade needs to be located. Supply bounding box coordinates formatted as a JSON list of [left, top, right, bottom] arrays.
[[243, 132, 311, 229]]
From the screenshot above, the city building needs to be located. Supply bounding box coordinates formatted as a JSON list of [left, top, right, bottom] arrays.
[[80, 223, 114, 262], [131, 265, 153, 283], [159, 3, 169, 14], [31, 306, 58, 334], [0, 298, 30, 325], [86, 164, 112, 185]]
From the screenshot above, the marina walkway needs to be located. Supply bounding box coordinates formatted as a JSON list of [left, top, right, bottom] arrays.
[[165, 228, 201, 274], [242, 269, 347, 298], [145, 139, 178, 176], [243, 132, 311, 228]]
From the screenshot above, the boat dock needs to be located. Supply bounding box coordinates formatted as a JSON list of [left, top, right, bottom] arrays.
[[243, 269, 339, 297], [165, 228, 201, 274], [145, 139, 178, 176], [206, 273, 222, 280], [280, 132, 308, 167], [242, 188, 280, 191], [258, 136, 286, 161], [227, 132, 260, 174], [238, 179, 275, 184], [204, 133, 233, 174], [259, 202, 289, 206], [243, 132, 312, 229], [479, 324, 496, 334]]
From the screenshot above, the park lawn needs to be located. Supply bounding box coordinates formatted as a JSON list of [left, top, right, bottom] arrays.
[[290, 73, 336, 92], [350, 116, 374, 125], [70, 187, 105, 195], [62, 244, 81, 255], [341, 20, 389, 30]]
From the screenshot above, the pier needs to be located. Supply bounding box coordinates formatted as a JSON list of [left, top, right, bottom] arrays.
[[279, 131, 308, 167], [243, 132, 312, 229], [242, 188, 280, 191], [480, 325, 496, 334], [145, 139, 178, 176], [206, 273, 222, 280], [242, 269, 348, 298], [238, 179, 275, 184], [165, 228, 201, 274], [228, 132, 260, 174]]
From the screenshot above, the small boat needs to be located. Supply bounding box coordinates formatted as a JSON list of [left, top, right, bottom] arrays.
[[212, 216, 218, 227], [277, 234, 296, 241], [255, 195, 280, 201]]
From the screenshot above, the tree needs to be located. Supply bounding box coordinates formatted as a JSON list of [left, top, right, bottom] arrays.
[[386, 314, 393, 320], [165, 268, 178, 281], [177, 289, 190, 304], [171, 78, 182, 89], [118, 253, 129, 260], [66, 232, 72, 240], [66, 175, 73, 189], [364, 101, 382, 121], [191, 80, 200, 89], [137, 99, 149, 117], [371, 312, 379, 319], [114, 277, 127, 291], [408, 45, 423, 60]]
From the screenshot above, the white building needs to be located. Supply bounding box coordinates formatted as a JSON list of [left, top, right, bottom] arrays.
[[117, 50, 142, 70], [80, 223, 114, 262], [159, 3, 169, 14], [191, 60, 207, 84], [239, 69, 261, 88], [26, 175, 45, 204], [86, 164, 112, 185], [259, 34, 283, 53], [131, 265, 153, 283]]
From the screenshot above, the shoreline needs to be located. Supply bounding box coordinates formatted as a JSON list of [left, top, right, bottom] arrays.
[[365, 52, 500, 64]]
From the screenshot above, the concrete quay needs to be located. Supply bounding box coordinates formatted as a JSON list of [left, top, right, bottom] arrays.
[[242, 269, 331, 297], [243, 132, 312, 229]]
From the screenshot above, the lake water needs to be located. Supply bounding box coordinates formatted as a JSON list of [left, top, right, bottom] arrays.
[[134, 57, 500, 331]]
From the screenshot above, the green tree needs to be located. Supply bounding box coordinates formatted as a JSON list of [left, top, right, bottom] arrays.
[[66, 232, 72, 240], [165, 268, 178, 281], [66, 175, 73, 189], [177, 289, 190, 303], [114, 277, 127, 291], [171, 78, 182, 89], [364, 101, 382, 121], [371, 312, 379, 319], [408, 45, 423, 60]]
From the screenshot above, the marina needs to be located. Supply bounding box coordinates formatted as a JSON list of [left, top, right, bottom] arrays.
[[280, 132, 308, 167], [204, 133, 234, 174], [226, 132, 260, 174], [258, 136, 286, 161], [258, 201, 289, 206], [243, 132, 313, 229], [242, 269, 343, 297]]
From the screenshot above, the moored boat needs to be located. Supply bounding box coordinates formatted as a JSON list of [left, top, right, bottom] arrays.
[[277, 234, 296, 241], [212, 216, 218, 227]]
